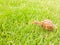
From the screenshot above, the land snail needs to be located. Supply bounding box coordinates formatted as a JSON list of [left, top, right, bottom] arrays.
[[32, 19, 55, 31]]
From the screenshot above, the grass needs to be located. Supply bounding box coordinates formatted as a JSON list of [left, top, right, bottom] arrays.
[[0, 0, 60, 45]]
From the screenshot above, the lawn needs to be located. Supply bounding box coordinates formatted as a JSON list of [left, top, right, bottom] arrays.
[[0, 0, 60, 45]]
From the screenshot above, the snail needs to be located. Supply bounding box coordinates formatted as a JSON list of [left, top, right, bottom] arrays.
[[32, 19, 55, 31]]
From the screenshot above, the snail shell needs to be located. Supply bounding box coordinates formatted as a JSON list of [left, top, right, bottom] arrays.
[[40, 20, 54, 30]]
